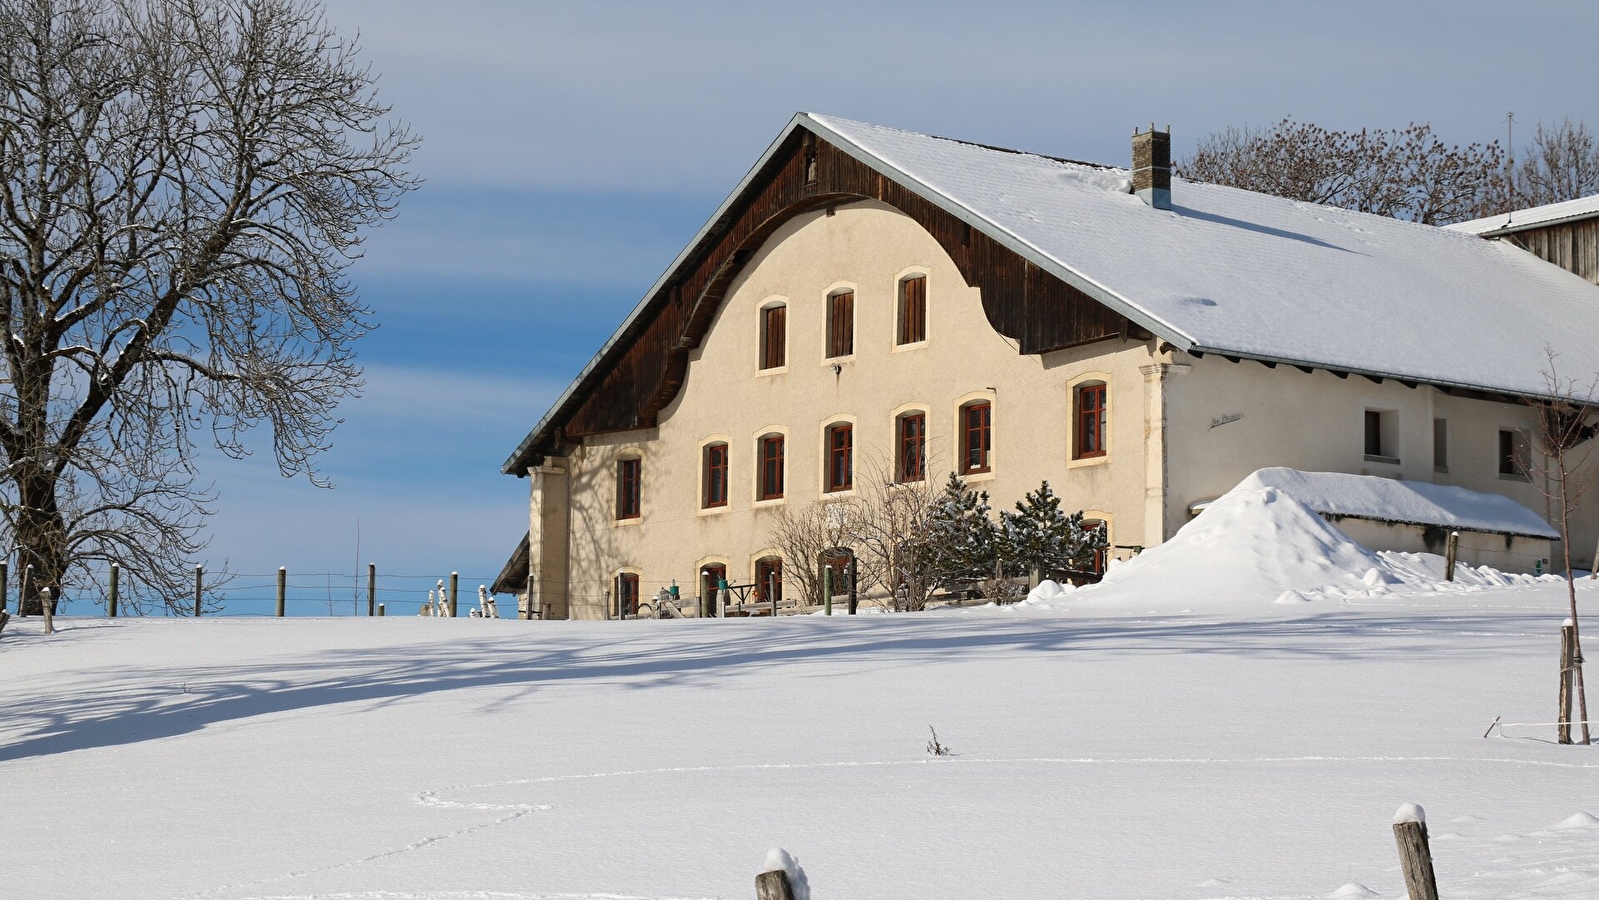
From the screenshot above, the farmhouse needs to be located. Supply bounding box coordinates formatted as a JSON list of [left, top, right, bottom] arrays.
[[497, 114, 1599, 620]]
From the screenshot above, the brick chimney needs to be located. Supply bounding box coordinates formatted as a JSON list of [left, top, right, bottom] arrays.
[[1132, 125, 1171, 210]]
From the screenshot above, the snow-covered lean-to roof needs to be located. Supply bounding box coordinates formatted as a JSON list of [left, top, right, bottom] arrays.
[[1207, 467, 1558, 540], [1446, 193, 1599, 237], [803, 114, 1599, 400]]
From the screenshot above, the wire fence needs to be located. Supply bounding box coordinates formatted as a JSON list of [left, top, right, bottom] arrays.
[[40, 569, 508, 618]]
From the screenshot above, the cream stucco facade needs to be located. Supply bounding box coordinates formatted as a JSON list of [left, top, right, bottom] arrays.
[[521, 200, 1587, 619]]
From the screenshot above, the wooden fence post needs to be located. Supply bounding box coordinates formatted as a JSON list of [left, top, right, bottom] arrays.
[[1560, 622, 1576, 744], [20, 564, 32, 617], [448, 571, 459, 617], [847, 555, 858, 615], [755, 870, 796, 900], [41, 586, 54, 635], [1444, 531, 1459, 581], [193, 565, 203, 617], [823, 567, 832, 616], [108, 564, 119, 618], [377, 602, 385, 617], [0, 560, 7, 617], [367, 563, 376, 616], [1393, 803, 1439, 900], [276, 567, 286, 617]]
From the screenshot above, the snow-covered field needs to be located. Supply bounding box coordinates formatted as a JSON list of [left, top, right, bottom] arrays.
[[3, 487, 1597, 899]]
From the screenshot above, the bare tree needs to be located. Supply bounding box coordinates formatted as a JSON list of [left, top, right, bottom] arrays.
[[768, 498, 871, 608], [1179, 118, 1504, 225], [1510, 118, 1599, 209], [1523, 349, 1598, 745], [0, 0, 417, 613]]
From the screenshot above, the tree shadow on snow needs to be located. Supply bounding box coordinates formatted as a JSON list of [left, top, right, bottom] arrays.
[[0, 608, 1555, 762]]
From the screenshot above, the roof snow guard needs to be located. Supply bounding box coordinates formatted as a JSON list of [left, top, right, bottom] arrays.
[[504, 114, 1599, 475]]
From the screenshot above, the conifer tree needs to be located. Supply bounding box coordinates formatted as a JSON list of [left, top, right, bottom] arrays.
[[918, 473, 997, 588], [998, 481, 1107, 578]]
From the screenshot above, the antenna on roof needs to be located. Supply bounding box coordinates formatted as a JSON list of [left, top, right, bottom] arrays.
[[1506, 110, 1515, 227]]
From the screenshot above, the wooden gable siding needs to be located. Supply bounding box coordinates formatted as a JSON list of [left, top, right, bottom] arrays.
[[555, 129, 1137, 448], [1508, 219, 1599, 286]]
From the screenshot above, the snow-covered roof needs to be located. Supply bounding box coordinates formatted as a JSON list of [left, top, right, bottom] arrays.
[[1228, 467, 1558, 539], [1446, 193, 1599, 237], [804, 114, 1599, 400]]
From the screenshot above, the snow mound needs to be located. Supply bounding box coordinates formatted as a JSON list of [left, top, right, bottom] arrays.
[[1033, 486, 1392, 611], [1026, 579, 1073, 602], [762, 848, 810, 900], [1552, 812, 1599, 830], [1328, 883, 1378, 899]]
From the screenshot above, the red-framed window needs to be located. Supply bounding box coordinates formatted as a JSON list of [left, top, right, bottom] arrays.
[[961, 401, 991, 474], [897, 412, 926, 483], [898, 276, 926, 345], [1076, 383, 1107, 459], [827, 290, 854, 358], [703, 443, 728, 508], [755, 556, 783, 605], [617, 572, 640, 617], [826, 423, 853, 492], [759, 434, 785, 500], [760, 305, 786, 370], [616, 457, 641, 519]]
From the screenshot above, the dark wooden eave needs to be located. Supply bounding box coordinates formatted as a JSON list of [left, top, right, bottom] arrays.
[[490, 534, 531, 596]]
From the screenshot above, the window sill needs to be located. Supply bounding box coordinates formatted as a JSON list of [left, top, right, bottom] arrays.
[[756, 365, 788, 377], [1363, 454, 1400, 466], [612, 517, 644, 528], [1499, 472, 1532, 483], [1068, 453, 1110, 469], [824, 487, 856, 498], [961, 468, 995, 484], [1433, 465, 1449, 474], [697, 504, 730, 518], [753, 496, 787, 508], [891, 340, 928, 353]]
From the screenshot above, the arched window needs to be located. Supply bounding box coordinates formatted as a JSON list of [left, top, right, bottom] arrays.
[[760, 303, 786, 370], [825, 422, 853, 492], [1075, 382, 1107, 459], [758, 433, 785, 500], [616, 456, 642, 519], [960, 400, 992, 474], [897, 411, 926, 483], [826, 290, 854, 358], [898, 275, 927, 345], [755, 556, 783, 606], [615, 571, 640, 617], [702, 442, 729, 508]]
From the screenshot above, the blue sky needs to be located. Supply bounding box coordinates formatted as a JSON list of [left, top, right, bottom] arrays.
[[181, 0, 1599, 605]]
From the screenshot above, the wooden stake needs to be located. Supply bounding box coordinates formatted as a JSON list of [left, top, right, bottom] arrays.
[[367, 563, 376, 616], [1444, 531, 1459, 581], [193, 565, 203, 617], [41, 586, 54, 635], [1560, 623, 1576, 744], [755, 870, 796, 900], [0, 560, 8, 616], [377, 603, 385, 616], [276, 567, 287, 618], [823, 566, 832, 616], [108, 564, 119, 618], [18, 564, 31, 617], [448, 571, 459, 618], [1393, 813, 1439, 900]]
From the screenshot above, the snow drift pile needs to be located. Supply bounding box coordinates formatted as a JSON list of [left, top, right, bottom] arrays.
[[1020, 480, 1553, 613]]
